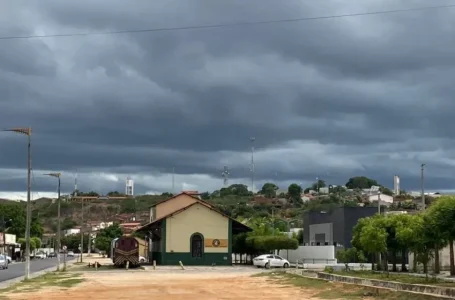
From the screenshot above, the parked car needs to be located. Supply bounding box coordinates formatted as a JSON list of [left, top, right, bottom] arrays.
[[139, 256, 146, 263], [48, 252, 57, 258], [0, 255, 8, 269], [253, 254, 290, 269], [5, 255, 11, 264], [67, 251, 75, 257], [35, 252, 46, 259]]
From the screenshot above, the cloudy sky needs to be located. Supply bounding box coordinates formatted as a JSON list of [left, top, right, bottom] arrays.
[[1, 0, 455, 199]]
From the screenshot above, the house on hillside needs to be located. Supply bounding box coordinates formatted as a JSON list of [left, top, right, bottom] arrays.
[[367, 193, 393, 206], [63, 228, 81, 236], [119, 222, 141, 234], [136, 192, 251, 266]]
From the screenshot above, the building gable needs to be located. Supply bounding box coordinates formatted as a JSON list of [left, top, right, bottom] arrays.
[[152, 193, 198, 221], [165, 203, 229, 253]]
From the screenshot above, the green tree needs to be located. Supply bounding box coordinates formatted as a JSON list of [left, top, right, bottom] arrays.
[[246, 235, 298, 254], [95, 224, 123, 256], [61, 217, 77, 230], [345, 176, 379, 189], [380, 186, 394, 196], [107, 191, 126, 197], [336, 247, 366, 271], [260, 183, 279, 198], [0, 203, 42, 239], [31, 237, 41, 250], [220, 184, 251, 197], [287, 184, 302, 204], [311, 179, 326, 192], [425, 196, 455, 275], [396, 214, 435, 275], [352, 216, 387, 271]]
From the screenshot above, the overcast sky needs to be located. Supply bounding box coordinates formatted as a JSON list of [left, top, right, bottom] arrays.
[[1, 0, 455, 199]]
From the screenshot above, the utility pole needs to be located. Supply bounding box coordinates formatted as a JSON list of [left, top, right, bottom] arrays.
[[1, 128, 32, 279], [44, 173, 61, 271], [80, 198, 84, 263], [250, 137, 255, 194], [421, 164, 426, 210], [378, 192, 381, 215], [87, 200, 92, 257], [172, 167, 175, 194], [25, 129, 32, 280]]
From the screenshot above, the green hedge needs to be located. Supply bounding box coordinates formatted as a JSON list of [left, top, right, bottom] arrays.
[[245, 235, 299, 253]]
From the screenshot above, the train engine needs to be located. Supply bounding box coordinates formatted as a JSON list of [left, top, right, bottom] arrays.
[[112, 236, 140, 268]]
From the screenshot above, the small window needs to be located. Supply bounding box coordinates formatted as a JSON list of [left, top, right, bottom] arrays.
[[266, 255, 273, 259], [274, 256, 283, 260]]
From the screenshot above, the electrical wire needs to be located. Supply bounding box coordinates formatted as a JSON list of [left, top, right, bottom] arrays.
[[0, 3, 454, 40]]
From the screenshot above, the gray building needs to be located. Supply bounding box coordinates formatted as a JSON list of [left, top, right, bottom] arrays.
[[303, 207, 377, 248]]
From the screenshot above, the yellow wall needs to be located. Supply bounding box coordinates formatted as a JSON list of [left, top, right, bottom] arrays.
[[166, 203, 228, 253], [155, 194, 198, 220], [134, 237, 147, 257]]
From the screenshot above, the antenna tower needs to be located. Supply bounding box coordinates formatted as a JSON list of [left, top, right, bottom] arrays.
[[222, 166, 230, 187], [250, 137, 255, 193]]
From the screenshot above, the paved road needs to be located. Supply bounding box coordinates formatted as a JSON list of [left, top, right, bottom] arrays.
[[0, 255, 76, 282]]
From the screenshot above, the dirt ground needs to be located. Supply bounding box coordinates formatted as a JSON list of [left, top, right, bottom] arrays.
[[5, 256, 325, 300]]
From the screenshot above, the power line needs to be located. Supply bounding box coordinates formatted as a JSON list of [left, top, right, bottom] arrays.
[[0, 3, 454, 41]]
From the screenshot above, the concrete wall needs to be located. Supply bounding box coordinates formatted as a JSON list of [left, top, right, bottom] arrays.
[[308, 223, 333, 245], [316, 272, 455, 298], [409, 244, 452, 271], [134, 237, 148, 258], [155, 194, 198, 220], [280, 245, 336, 263], [165, 203, 228, 253]]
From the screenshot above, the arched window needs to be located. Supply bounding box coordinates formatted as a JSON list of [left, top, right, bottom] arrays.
[[190, 233, 203, 258]]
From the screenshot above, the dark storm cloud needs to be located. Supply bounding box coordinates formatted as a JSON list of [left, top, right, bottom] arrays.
[[1, 0, 455, 195]]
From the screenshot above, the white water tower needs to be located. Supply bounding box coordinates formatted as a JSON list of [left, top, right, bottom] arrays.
[[126, 177, 134, 196]]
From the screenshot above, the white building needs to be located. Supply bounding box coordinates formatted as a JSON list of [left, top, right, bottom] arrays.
[[63, 228, 80, 236], [368, 193, 394, 206]]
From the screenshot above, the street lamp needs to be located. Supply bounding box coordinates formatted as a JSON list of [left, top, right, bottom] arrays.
[[421, 164, 426, 210], [2, 127, 31, 279], [44, 172, 62, 271]]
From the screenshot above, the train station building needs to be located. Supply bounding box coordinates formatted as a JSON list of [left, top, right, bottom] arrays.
[[135, 192, 251, 266]]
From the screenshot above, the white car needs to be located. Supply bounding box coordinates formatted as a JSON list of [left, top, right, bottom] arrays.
[[35, 252, 46, 259], [5, 255, 11, 264], [0, 255, 8, 269], [139, 256, 146, 263], [253, 254, 290, 269]]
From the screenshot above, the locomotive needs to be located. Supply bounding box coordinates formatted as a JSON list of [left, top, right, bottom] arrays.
[[111, 236, 141, 268]]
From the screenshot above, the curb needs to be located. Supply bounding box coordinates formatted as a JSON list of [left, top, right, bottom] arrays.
[[0, 259, 78, 290]]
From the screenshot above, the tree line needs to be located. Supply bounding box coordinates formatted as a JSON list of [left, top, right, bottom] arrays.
[[349, 195, 455, 275]]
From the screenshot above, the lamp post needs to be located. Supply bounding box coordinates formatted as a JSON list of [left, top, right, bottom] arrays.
[[421, 164, 426, 210], [44, 172, 61, 271], [2, 127, 31, 279]]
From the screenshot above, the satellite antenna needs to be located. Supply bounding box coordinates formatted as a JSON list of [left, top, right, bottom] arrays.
[[222, 166, 230, 187]]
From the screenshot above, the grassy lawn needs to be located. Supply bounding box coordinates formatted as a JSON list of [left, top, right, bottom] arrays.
[[254, 271, 445, 300], [0, 271, 84, 294], [330, 271, 455, 287]]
